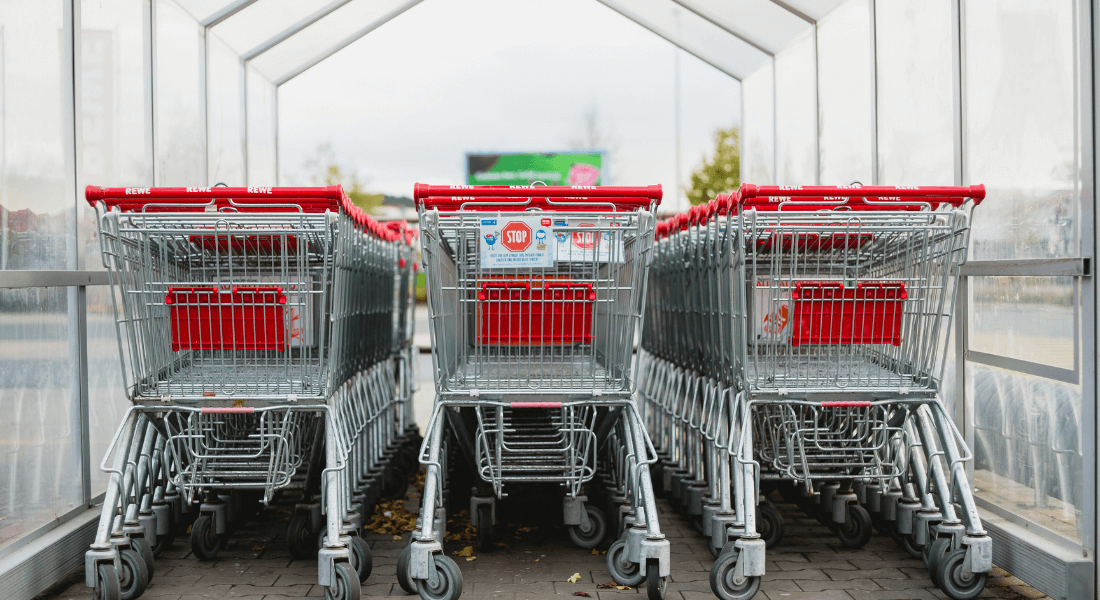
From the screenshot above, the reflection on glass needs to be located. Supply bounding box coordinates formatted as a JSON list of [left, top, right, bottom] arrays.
[[968, 362, 1082, 543], [875, 0, 952, 185], [964, 0, 1079, 260], [741, 61, 774, 185], [0, 289, 80, 551], [816, 0, 872, 185], [774, 31, 815, 185], [155, 0, 206, 186], [0, 1, 74, 271], [969, 276, 1075, 371]]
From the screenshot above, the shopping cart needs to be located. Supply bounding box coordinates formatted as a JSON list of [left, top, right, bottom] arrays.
[[83, 185, 414, 600], [400, 184, 670, 600], [640, 185, 992, 600]]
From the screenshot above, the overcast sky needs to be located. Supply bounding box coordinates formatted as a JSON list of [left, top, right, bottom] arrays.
[[278, 0, 741, 213]]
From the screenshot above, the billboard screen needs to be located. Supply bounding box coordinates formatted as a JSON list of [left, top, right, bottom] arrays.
[[466, 152, 604, 186]]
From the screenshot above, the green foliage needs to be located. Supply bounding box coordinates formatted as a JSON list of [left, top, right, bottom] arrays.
[[305, 143, 383, 214], [686, 126, 740, 206]]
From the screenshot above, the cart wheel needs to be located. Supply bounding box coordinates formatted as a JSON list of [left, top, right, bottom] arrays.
[[118, 548, 150, 600], [834, 505, 872, 549], [151, 532, 174, 557], [901, 534, 923, 559], [190, 514, 225, 560], [287, 515, 317, 559], [606, 539, 645, 587], [709, 550, 761, 600], [130, 537, 155, 579], [349, 536, 373, 583], [94, 563, 121, 600], [416, 554, 463, 600], [324, 562, 362, 600], [937, 548, 987, 600], [476, 504, 493, 551], [567, 506, 607, 549], [925, 537, 952, 587], [396, 545, 418, 594], [756, 501, 784, 549], [645, 561, 667, 600]]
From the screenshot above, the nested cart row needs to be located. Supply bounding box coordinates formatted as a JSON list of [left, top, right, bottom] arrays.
[[406, 184, 671, 600], [83, 186, 420, 600], [638, 184, 993, 600]]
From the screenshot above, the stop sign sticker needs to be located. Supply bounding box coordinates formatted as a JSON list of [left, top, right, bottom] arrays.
[[480, 216, 554, 268], [501, 221, 532, 252]]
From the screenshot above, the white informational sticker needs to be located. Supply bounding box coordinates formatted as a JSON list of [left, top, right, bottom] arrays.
[[553, 219, 625, 263], [754, 286, 790, 344], [479, 216, 555, 268]]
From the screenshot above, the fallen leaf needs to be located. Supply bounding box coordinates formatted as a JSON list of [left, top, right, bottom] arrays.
[[455, 546, 474, 557], [251, 545, 264, 551], [392, 535, 402, 541], [597, 582, 630, 590], [573, 593, 592, 597], [568, 573, 581, 584], [534, 558, 540, 562], [591, 549, 599, 555], [466, 556, 477, 562]]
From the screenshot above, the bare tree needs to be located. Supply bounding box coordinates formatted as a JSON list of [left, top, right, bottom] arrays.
[[567, 104, 619, 155]]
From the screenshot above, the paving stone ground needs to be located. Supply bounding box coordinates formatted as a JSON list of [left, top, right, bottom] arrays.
[[43, 483, 1049, 600]]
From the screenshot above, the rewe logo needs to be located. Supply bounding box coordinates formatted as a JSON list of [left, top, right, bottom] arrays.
[[500, 221, 532, 252]]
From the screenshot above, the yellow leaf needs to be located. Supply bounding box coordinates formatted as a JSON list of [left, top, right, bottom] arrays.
[[616, 585, 631, 590], [590, 549, 599, 555], [456, 546, 474, 557], [465, 556, 477, 562], [568, 573, 581, 584], [392, 535, 402, 541], [251, 545, 264, 551]]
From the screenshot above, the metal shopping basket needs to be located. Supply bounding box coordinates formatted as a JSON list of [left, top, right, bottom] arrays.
[[398, 184, 671, 600], [639, 184, 993, 600], [83, 185, 414, 600]]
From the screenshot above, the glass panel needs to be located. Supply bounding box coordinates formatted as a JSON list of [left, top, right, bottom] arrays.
[[964, 0, 1079, 260], [87, 285, 129, 494], [779, 0, 846, 21], [211, 0, 333, 56], [674, 0, 812, 54], [969, 276, 1075, 371], [816, 0, 872, 185], [584, 0, 769, 84], [154, 0, 206, 186], [207, 33, 245, 185], [875, 0, 953, 185], [774, 30, 815, 185], [246, 67, 278, 184], [0, 1, 75, 271], [740, 62, 774, 185], [969, 362, 1083, 543], [0, 288, 80, 551]]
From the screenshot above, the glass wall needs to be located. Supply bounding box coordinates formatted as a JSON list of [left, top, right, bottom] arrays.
[[963, 0, 1086, 545], [154, 0, 205, 186], [207, 32, 245, 186], [247, 67, 278, 184], [774, 30, 816, 185], [816, 0, 873, 185], [740, 60, 774, 185]]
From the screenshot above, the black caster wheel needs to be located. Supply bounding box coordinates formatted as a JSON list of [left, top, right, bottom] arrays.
[[567, 505, 607, 549], [901, 534, 923, 559], [937, 548, 988, 600], [415, 554, 463, 600], [118, 548, 150, 600], [606, 539, 645, 587], [834, 504, 873, 549], [94, 563, 121, 600], [396, 545, 418, 594], [926, 537, 952, 588], [190, 514, 226, 561], [287, 515, 317, 559], [349, 536, 373, 583], [709, 550, 761, 600], [324, 562, 362, 600], [756, 501, 784, 549], [645, 561, 667, 600], [476, 504, 494, 551], [151, 532, 174, 557], [130, 537, 155, 579]]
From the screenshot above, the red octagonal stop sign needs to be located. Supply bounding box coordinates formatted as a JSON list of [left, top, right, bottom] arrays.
[[500, 221, 532, 252]]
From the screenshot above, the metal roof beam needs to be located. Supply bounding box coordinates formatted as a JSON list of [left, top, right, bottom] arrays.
[[669, 0, 775, 55], [200, 0, 261, 29], [240, 0, 356, 62]]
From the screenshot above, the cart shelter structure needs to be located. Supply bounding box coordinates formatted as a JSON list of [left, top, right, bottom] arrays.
[[0, 1, 1094, 600]]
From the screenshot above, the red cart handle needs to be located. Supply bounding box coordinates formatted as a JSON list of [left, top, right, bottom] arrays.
[[478, 281, 529, 300], [414, 183, 661, 211], [546, 282, 596, 301]]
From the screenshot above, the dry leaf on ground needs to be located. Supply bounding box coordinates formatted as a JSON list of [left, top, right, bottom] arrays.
[[567, 573, 581, 584]]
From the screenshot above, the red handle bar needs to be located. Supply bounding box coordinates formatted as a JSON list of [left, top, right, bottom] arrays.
[[414, 183, 661, 211], [738, 184, 984, 206]]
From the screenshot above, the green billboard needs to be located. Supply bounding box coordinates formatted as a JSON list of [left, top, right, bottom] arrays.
[[466, 152, 605, 186]]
